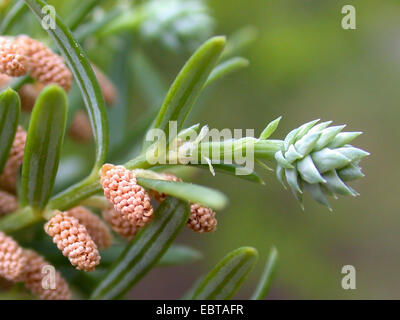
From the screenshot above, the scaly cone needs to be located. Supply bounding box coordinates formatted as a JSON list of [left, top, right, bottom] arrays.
[[187, 203, 217, 233], [0, 36, 27, 77], [0, 231, 26, 281], [100, 164, 154, 226], [102, 206, 139, 240], [67, 206, 112, 250], [22, 249, 71, 300], [44, 211, 100, 271], [14, 35, 72, 91], [274, 119, 369, 210]]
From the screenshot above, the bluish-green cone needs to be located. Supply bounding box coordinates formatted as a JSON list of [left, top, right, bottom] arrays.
[[140, 0, 214, 52], [274, 120, 369, 210]]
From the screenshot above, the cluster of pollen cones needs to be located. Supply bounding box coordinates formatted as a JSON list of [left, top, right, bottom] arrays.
[[100, 164, 217, 236], [0, 35, 72, 91], [0, 205, 115, 299], [0, 231, 71, 300], [100, 164, 154, 239], [45, 211, 102, 272], [0, 35, 117, 143]]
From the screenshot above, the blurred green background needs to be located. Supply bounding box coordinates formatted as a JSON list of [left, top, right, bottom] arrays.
[[197, 0, 399, 300], [131, 0, 399, 300], [2, 0, 399, 299]]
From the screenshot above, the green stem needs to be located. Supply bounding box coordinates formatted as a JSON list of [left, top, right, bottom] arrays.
[[254, 139, 283, 159], [123, 153, 152, 171], [80, 195, 109, 210], [47, 174, 100, 213], [191, 139, 283, 163], [0, 206, 41, 233]]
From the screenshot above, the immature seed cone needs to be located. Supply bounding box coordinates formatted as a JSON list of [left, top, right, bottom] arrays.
[[22, 249, 71, 300], [275, 120, 369, 209], [140, 0, 214, 52], [148, 173, 182, 202], [0, 36, 27, 77], [102, 206, 139, 240], [0, 125, 27, 193], [0, 190, 18, 216], [44, 211, 100, 271], [14, 35, 72, 91], [67, 206, 112, 250], [187, 203, 217, 233], [100, 164, 154, 226], [92, 64, 117, 106], [0, 231, 26, 281], [68, 110, 93, 143]]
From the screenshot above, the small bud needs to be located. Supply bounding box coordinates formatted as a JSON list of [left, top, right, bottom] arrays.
[[0, 125, 27, 193], [187, 203, 217, 233], [0, 231, 26, 281], [100, 164, 154, 225], [0, 190, 18, 216], [67, 206, 112, 250], [44, 211, 100, 271], [22, 249, 71, 300]]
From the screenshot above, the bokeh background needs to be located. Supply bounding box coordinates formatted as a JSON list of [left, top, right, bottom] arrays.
[[1, 0, 399, 299]]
